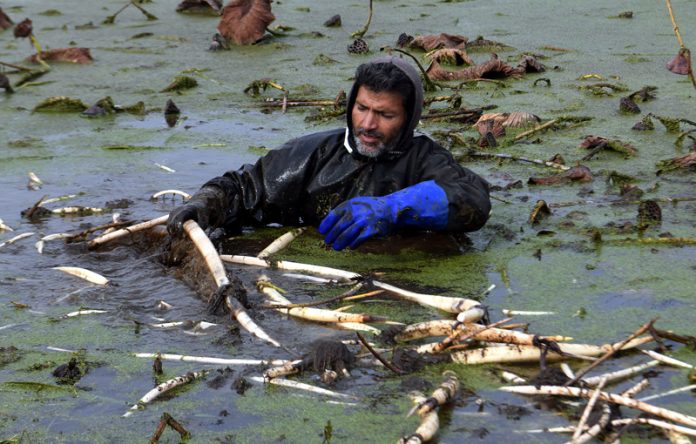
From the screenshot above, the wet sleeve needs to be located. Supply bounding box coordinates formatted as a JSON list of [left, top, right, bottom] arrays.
[[202, 137, 320, 232], [417, 145, 491, 232]]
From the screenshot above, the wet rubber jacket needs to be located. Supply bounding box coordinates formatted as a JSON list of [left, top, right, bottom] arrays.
[[204, 57, 491, 234]]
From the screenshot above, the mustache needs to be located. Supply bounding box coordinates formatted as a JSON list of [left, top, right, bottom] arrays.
[[355, 127, 384, 139]]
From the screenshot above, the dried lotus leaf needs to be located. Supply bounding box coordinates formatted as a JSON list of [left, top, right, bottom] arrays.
[[217, 0, 274, 45]]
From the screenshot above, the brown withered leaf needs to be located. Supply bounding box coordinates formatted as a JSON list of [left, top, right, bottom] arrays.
[[425, 48, 474, 66], [517, 55, 545, 73], [14, 18, 32, 38], [0, 8, 13, 30], [176, 0, 223, 15], [475, 112, 540, 129], [579, 135, 636, 157], [26, 48, 93, 64], [528, 165, 593, 186], [656, 151, 696, 173], [409, 33, 468, 51], [666, 48, 690, 75], [427, 54, 523, 82], [474, 117, 505, 147], [217, 0, 274, 45]]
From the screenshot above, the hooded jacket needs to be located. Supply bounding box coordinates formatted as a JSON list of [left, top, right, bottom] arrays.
[[204, 56, 491, 234]]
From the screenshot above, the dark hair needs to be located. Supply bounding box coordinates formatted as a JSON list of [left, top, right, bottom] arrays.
[[354, 62, 414, 112]]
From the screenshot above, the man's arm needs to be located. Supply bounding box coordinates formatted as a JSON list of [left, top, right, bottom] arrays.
[[168, 135, 321, 236], [417, 147, 491, 232]]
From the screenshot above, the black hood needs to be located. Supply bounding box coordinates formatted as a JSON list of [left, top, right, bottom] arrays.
[[344, 56, 424, 159]]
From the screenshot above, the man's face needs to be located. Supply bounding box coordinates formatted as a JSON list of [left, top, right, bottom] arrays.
[[351, 86, 407, 158]]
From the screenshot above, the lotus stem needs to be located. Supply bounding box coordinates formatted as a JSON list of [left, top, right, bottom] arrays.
[[88, 215, 168, 249], [611, 418, 696, 438], [123, 370, 208, 417], [372, 280, 480, 314], [501, 384, 696, 428], [257, 227, 306, 259], [350, 0, 373, 38], [248, 376, 358, 400], [399, 394, 439, 444], [621, 379, 651, 398], [221, 254, 360, 282], [583, 360, 660, 387], [409, 371, 459, 417], [572, 377, 606, 442], [642, 350, 695, 369], [0, 232, 34, 249], [134, 353, 289, 366], [225, 294, 282, 347], [638, 384, 696, 403], [514, 118, 559, 140], [568, 403, 612, 444], [182, 220, 228, 288], [451, 336, 653, 365], [258, 278, 383, 324], [53, 266, 109, 285]]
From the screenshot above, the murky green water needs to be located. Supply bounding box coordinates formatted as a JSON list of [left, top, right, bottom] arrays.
[[1, 0, 695, 442]]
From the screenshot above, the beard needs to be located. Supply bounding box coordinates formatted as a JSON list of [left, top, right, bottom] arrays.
[[353, 127, 396, 158]]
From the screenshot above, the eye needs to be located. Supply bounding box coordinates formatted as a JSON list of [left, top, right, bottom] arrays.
[[356, 104, 367, 111]]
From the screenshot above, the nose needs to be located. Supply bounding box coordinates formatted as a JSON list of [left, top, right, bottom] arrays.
[[361, 111, 378, 130]]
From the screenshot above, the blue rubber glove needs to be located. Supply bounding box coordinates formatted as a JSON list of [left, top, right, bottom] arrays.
[[318, 180, 449, 251]]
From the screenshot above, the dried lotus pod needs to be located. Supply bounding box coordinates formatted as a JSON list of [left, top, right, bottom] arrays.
[[13, 18, 32, 38], [347, 38, 369, 54], [637, 200, 662, 228]]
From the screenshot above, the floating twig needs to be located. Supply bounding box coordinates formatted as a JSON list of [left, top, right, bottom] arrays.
[[565, 320, 655, 386], [356, 332, 404, 375], [464, 150, 570, 171], [514, 119, 559, 140], [502, 309, 555, 316], [149, 412, 190, 443], [124, 370, 208, 417]]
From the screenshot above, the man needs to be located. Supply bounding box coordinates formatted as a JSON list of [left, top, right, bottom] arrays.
[[167, 56, 491, 250]]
